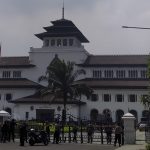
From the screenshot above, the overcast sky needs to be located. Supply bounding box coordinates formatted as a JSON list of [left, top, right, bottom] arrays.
[[0, 0, 150, 56]]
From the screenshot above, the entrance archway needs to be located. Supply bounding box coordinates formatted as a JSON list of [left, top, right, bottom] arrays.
[[90, 109, 98, 121], [103, 109, 111, 117], [129, 109, 138, 123], [116, 109, 124, 123], [5, 107, 11, 115]]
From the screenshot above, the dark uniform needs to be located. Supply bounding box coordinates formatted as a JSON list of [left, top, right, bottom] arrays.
[[19, 123, 27, 146], [46, 124, 50, 142], [53, 124, 60, 144], [72, 125, 78, 143], [1, 121, 8, 143], [8, 119, 16, 142], [114, 124, 122, 147], [105, 125, 112, 144], [87, 124, 94, 144]]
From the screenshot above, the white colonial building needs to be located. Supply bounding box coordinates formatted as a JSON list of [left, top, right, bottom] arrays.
[[0, 16, 149, 123]]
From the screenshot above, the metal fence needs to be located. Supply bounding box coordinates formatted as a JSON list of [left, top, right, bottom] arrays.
[[14, 121, 124, 145]]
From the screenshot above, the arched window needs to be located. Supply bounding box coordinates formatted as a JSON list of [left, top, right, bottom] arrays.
[[116, 109, 124, 123], [103, 109, 112, 124], [129, 109, 138, 119], [142, 110, 149, 118], [90, 109, 98, 122], [103, 109, 111, 117]]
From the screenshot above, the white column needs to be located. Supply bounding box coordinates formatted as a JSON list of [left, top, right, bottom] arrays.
[[122, 113, 136, 144]]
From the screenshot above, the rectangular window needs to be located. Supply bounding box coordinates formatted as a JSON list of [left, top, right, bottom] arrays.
[[103, 94, 111, 102], [44, 39, 49, 47], [141, 70, 147, 78], [116, 94, 124, 102], [2, 71, 11, 78], [25, 112, 29, 119], [128, 70, 138, 78], [93, 70, 102, 78], [91, 94, 98, 101], [128, 94, 137, 102], [5, 93, 12, 101], [57, 39, 61, 46], [116, 70, 125, 78], [104, 70, 113, 78], [51, 39, 55, 46], [13, 71, 21, 78], [69, 39, 74, 46], [63, 39, 67, 46]]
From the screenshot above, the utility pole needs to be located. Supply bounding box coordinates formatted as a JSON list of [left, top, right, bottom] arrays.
[[122, 26, 150, 30]]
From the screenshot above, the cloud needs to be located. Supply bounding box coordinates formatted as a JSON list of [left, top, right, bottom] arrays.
[[0, 0, 150, 56]]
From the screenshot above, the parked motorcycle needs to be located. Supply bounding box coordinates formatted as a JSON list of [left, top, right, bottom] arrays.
[[28, 129, 49, 146]]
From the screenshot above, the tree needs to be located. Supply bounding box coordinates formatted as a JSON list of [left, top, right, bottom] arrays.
[[141, 55, 150, 124], [39, 57, 93, 122]]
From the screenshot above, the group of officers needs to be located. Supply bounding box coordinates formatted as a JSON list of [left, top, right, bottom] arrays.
[[0, 120, 123, 147], [46, 122, 123, 146], [0, 119, 16, 143]]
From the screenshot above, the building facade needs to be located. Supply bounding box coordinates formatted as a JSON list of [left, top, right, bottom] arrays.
[[0, 17, 149, 123]]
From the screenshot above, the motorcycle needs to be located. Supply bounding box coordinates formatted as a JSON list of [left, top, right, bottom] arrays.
[[28, 129, 49, 146]]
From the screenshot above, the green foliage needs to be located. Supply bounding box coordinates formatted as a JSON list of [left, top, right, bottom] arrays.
[[146, 144, 150, 150], [141, 94, 150, 110], [39, 58, 93, 114], [141, 55, 150, 110]]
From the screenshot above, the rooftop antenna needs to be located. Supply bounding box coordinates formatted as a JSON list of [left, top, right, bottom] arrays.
[[62, 0, 64, 19]]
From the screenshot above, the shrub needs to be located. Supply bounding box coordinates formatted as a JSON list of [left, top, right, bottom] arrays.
[[146, 144, 150, 150]]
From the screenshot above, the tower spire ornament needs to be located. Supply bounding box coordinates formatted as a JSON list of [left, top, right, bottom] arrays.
[[62, 0, 64, 19]]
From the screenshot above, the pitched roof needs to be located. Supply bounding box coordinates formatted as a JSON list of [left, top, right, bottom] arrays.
[[78, 55, 149, 67], [11, 92, 86, 105], [35, 19, 89, 43], [0, 78, 43, 88], [78, 78, 149, 89], [0, 56, 35, 68]]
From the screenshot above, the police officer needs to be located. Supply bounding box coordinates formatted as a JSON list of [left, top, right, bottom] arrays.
[[87, 123, 94, 144], [114, 123, 122, 147]]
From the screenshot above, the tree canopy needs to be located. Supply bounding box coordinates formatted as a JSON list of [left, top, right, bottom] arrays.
[[39, 57, 93, 121]]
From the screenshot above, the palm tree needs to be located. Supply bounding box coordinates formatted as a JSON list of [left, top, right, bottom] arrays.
[[39, 57, 93, 122]]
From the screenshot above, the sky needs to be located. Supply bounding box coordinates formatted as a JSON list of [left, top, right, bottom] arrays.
[[1, 0, 150, 56]]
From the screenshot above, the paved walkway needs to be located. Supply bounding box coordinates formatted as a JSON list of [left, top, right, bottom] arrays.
[[116, 130, 146, 150], [0, 140, 146, 150], [116, 144, 146, 150], [0, 130, 147, 150], [0, 142, 117, 150]]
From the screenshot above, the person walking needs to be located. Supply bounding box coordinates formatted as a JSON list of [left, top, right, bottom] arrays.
[[19, 123, 26, 146], [53, 124, 60, 144], [87, 123, 94, 144], [105, 125, 112, 144], [46, 123, 50, 142], [8, 119, 16, 142], [72, 125, 78, 143], [114, 123, 122, 147], [1, 121, 8, 143]]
